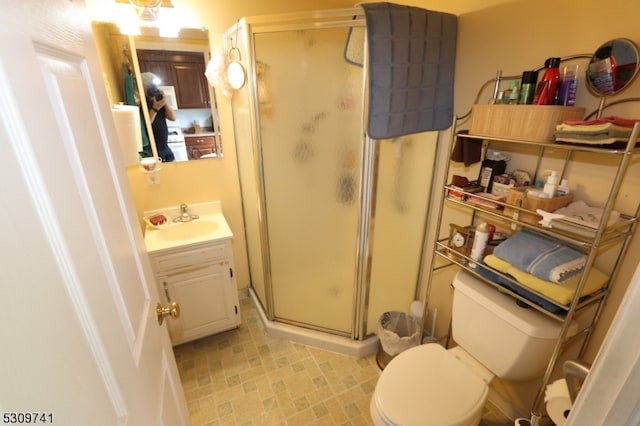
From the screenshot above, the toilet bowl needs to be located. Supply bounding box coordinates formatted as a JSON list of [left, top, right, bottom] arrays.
[[370, 270, 576, 426], [370, 344, 491, 426]]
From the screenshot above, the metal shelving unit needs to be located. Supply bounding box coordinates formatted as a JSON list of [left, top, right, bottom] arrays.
[[423, 117, 640, 423]]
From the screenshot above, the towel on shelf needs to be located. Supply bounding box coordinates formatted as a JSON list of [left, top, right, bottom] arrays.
[[561, 116, 640, 127], [553, 200, 620, 229], [450, 130, 482, 166], [361, 2, 457, 139], [493, 230, 586, 283], [483, 254, 608, 307], [554, 116, 640, 145]]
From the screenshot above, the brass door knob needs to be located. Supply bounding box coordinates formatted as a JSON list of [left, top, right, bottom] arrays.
[[156, 302, 180, 325]]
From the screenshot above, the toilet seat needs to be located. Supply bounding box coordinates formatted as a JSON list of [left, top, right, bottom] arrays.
[[372, 344, 489, 426]]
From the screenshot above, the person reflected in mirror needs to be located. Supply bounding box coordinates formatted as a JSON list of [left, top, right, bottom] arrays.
[[141, 72, 175, 162]]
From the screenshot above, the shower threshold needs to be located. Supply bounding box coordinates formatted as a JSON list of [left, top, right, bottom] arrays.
[[248, 289, 379, 358]]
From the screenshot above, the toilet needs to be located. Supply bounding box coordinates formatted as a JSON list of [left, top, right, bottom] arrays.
[[371, 270, 576, 426]]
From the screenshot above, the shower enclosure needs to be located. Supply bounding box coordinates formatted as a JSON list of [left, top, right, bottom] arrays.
[[227, 9, 439, 351]]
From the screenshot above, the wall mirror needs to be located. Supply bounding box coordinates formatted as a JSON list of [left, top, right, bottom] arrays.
[[92, 21, 223, 165], [586, 38, 640, 117]]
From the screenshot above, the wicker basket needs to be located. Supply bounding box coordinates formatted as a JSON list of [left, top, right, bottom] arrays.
[[504, 188, 574, 225], [469, 105, 585, 143]]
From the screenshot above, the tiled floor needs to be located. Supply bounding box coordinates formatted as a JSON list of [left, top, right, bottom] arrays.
[[174, 296, 513, 426]]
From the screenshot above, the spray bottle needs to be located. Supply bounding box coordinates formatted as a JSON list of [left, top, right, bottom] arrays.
[[533, 57, 561, 105]]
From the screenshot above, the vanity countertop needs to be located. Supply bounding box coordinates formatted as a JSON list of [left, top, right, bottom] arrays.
[[143, 201, 233, 254]]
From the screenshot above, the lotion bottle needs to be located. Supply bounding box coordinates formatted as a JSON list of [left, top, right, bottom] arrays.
[[543, 171, 559, 197]]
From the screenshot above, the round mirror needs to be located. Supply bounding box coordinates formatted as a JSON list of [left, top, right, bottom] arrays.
[[587, 38, 640, 96], [227, 47, 246, 90]]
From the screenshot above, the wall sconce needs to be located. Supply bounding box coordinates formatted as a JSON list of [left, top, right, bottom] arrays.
[[129, 0, 163, 21], [111, 0, 191, 37]]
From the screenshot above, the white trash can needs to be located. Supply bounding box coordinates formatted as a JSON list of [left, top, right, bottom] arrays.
[[375, 311, 421, 369]]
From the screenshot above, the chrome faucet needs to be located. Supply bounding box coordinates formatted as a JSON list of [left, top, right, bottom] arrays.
[[173, 203, 200, 222]]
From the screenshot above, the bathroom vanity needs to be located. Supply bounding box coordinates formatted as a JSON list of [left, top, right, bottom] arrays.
[[144, 201, 240, 345]]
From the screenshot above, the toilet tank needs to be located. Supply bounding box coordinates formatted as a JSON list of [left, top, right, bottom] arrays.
[[452, 271, 576, 381]]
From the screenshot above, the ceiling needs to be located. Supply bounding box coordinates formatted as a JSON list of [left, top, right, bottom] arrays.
[[330, 0, 522, 15], [87, 0, 524, 37]]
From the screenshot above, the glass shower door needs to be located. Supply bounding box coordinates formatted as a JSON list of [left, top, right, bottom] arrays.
[[254, 26, 365, 334]]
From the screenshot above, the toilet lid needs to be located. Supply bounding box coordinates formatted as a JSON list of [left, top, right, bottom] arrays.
[[374, 344, 488, 426]]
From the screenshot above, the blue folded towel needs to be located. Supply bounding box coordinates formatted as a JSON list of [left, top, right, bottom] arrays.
[[493, 230, 586, 283]]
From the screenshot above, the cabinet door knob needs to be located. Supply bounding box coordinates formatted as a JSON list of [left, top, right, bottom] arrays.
[[156, 302, 180, 325]]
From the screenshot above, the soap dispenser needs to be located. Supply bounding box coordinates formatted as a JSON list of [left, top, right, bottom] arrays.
[[543, 171, 559, 197]]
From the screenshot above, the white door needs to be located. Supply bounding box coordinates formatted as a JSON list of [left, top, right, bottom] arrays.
[[0, 1, 189, 425]]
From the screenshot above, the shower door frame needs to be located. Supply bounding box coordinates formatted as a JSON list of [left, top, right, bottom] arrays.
[[231, 9, 377, 340], [231, 8, 436, 342]]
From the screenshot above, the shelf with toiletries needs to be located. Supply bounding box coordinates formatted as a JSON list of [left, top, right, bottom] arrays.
[[442, 133, 639, 248], [438, 126, 639, 316], [426, 114, 639, 424], [441, 185, 635, 251]]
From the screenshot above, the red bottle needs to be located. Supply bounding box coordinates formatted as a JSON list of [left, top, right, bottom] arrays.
[[533, 57, 561, 105]]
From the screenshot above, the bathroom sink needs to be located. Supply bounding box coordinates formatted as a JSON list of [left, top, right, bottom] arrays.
[[143, 202, 234, 253], [155, 219, 219, 242]]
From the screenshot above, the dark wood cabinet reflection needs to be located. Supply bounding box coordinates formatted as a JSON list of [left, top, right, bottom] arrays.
[[185, 134, 217, 159], [137, 49, 210, 108]]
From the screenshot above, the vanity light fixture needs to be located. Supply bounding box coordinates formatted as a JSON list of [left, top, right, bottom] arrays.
[[130, 0, 162, 21], [114, 0, 179, 35], [124, 0, 171, 21]]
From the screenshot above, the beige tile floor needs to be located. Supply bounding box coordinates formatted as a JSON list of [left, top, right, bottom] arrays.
[[174, 296, 513, 426]]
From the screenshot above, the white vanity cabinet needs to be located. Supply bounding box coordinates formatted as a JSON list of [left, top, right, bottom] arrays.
[[149, 239, 240, 346]]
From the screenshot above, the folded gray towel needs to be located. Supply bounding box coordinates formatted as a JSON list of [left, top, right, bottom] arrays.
[[361, 2, 457, 139]]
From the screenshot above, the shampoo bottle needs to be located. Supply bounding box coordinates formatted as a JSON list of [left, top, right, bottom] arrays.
[[543, 171, 559, 197], [557, 66, 579, 106], [533, 57, 561, 105]]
